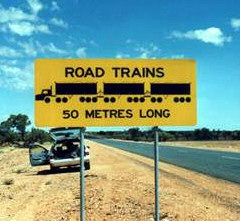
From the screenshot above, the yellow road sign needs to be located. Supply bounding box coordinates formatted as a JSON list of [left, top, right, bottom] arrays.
[[35, 59, 196, 127]]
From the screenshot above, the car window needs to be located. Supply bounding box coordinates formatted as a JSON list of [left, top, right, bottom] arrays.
[[31, 145, 48, 159]]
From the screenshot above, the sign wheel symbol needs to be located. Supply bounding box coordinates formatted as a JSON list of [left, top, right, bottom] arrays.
[[133, 97, 139, 103], [127, 97, 132, 103], [56, 97, 61, 103], [174, 97, 179, 103], [110, 97, 116, 103], [104, 97, 109, 103], [180, 97, 185, 103], [44, 97, 50, 103], [79, 97, 85, 102], [62, 97, 68, 103], [157, 97, 163, 103], [92, 97, 98, 103], [151, 97, 156, 103], [86, 97, 91, 103]]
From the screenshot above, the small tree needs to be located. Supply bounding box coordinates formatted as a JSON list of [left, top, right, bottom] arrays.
[[2, 114, 31, 141], [25, 128, 51, 144], [0, 124, 20, 145], [128, 128, 140, 141]]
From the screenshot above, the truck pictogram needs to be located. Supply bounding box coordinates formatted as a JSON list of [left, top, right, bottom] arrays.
[[35, 83, 98, 103], [35, 82, 192, 103]]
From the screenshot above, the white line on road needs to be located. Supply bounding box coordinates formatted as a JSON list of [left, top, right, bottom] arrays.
[[221, 156, 240, 161]]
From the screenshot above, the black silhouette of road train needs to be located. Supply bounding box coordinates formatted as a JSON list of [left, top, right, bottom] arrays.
[[35, 82, 192, 103]]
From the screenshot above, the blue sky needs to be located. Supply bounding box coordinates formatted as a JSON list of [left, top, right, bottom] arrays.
[[0, 0, 240, 131]]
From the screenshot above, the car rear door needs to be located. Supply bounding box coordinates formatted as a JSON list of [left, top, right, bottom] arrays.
[[29, 144, 50, 166]]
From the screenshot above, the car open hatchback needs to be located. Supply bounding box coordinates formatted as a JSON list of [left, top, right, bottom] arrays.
[[29, 127, 90, 171]]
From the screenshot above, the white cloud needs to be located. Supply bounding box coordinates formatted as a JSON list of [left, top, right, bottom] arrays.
[[6, 21, 50, 36], [89, 40, 97, 46], [37, 24, 50, 33], [115, 42, 160, 59], [162, 54, 185, 59], [139, 52, 148, 59], [17, 40, 69, 56], [0, 46, 21, 57], [171, 27, 231, 46], [51, 1, 60, 11], [170, 54, 185, 59], [0, 63, 33, 90], [0, 3, 51, 36], [231, 18, 240, 31], [0, 4, 36, 23], [43, 43, 67, 54], [0, 59, 18, 65], [116, 53, 130, 58], [65, 40, 73, 46], [8, 22, 35, 36], [18, 40, 37, 56], [81, 39, 98, 46], [76, 47, 86, 57], [135, 43, 161, 58], [50, 18, 68, 28], [27, 0, 43, 15]]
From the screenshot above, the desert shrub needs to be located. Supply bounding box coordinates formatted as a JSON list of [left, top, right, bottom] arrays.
[[13, 167, 28, 174], [2, 178, 14, 185]]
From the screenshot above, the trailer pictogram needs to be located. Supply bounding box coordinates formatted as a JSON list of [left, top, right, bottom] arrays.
[[36, 82, 192, 104]]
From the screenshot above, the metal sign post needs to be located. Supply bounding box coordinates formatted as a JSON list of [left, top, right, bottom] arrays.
[[79, 127, 85, 221], [154, 126, 159, 221]]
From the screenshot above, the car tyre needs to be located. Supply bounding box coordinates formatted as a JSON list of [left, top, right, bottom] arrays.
[[50, 165, 58, 173], [84, 162, 90, 170]]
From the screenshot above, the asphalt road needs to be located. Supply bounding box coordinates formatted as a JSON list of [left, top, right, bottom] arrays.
[[90, 138, 240, 184]]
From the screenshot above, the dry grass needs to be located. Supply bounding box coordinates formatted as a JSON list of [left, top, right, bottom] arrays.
[[164, 140, 240, 152], [12, 167, 29, 174], [0, 143, 240, 220], [45, 181, 52, 185], [0, 146, 15, 154]]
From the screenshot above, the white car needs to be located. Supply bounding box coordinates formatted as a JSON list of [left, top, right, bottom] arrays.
[[29, 128, 90, 171]]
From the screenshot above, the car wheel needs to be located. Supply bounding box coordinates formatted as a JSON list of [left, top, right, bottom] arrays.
[[84, 162, 90, 170], [50, 165, 58, 173]]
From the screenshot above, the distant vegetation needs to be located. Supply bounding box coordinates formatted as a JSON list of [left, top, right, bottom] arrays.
[[0, 114, 51, 147], [1, 114, 239, 147], [88, 127, 240, 142]]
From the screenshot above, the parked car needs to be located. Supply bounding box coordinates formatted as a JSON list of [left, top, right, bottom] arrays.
[[29, 128, 90, 171]]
